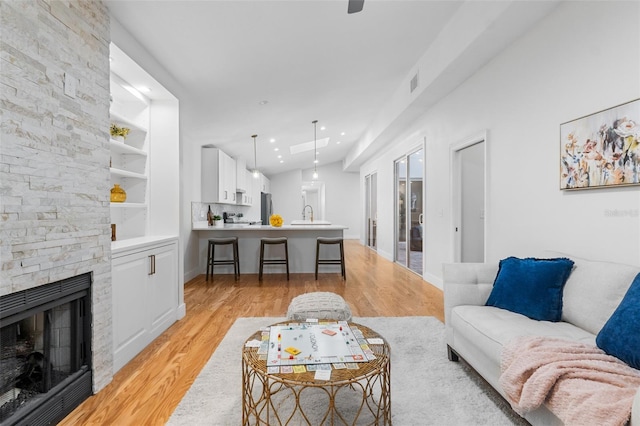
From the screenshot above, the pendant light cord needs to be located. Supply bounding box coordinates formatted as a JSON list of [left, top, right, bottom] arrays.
[[252, 134, 258, 176], [312, 120, 318, 178]]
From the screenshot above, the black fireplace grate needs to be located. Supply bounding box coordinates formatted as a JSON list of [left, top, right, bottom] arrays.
[[0, 273, 92, 426]]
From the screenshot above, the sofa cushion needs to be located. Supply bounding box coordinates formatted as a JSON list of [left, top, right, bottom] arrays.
[[485, 257, 574, 321], [596, 273, 640, 369], [543, 251, 640, 335], [451, 305, 596, 368]]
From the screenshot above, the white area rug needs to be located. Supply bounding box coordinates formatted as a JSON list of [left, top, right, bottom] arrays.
[[167, 316, 527, 425]]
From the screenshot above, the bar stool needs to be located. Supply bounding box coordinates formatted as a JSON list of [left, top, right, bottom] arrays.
[[315, 237, 346, 280], [259, 237, 289, 281], [206, 237, 240, 281]]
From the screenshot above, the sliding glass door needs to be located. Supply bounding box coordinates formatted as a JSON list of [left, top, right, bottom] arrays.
[[365, 173, 377, 250], [394, 149, 423, 275]]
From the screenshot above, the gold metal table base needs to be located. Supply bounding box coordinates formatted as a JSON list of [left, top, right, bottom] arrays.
[[242, 322, 391, 425]]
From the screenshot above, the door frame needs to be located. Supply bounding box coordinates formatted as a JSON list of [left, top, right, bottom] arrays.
[[450, 131, 487, 262], [365, 171, 378, 251], [394, 145, 424, 274]]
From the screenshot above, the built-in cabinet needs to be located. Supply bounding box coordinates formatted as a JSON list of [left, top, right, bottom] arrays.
[[112, 238, 178, 373], [109, 42, 184, 373], [202, 147, 238, 204]]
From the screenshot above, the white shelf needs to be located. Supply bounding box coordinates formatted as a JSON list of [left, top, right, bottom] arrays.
[[110, 109, 148, 133], [110, 167, 147, 180], [109, 41, 179, 243], [110, 139, 147, 156]]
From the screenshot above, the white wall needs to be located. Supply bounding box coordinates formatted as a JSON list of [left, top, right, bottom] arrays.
[[270, 169, 303, 224], [304, 162, 361, 239], [267, 162, 361, 239], [362, 1, 640, 288]]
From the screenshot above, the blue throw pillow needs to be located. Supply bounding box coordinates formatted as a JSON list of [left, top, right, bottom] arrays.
[[485, 257, 574, 321], [596, 273, 640, 369]]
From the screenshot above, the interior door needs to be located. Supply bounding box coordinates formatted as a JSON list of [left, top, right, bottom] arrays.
[[454, 140, 485, 262], [395, 148, 423, 274]]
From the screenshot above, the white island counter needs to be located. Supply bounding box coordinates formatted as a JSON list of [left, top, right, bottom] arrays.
[[193, 222, 347, 275]]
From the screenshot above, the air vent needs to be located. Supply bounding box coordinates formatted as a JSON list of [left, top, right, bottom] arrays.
[[410, 72, 419, 93]]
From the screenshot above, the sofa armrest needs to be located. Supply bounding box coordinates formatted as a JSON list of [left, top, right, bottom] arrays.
[[443, 262, 498, 327]]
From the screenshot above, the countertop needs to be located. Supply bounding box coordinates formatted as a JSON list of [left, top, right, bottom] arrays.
[[192, 221, 348, 231]]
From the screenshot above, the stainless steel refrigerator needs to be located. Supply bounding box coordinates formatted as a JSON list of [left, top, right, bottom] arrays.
[[261, 192, 272, 225]]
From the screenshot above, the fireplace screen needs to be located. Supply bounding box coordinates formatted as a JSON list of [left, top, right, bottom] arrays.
[[0, 273, 91, 425]]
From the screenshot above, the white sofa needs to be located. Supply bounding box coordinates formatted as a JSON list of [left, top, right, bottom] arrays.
[[443, 252, 640, 425]]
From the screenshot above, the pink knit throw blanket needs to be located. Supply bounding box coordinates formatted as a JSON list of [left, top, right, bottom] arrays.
[[500, 336, 640, 426]]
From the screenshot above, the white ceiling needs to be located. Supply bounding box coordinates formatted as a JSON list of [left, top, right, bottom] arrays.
[[105, 0, 558, 176]]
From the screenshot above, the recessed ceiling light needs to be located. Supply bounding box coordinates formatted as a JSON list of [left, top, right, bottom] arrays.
[[259, 100, 269, 105], [269, 138, 276, 143], [336, 141, 341, 144], [280, 160, 284, 163], [320, 126, 326, 131], [277, 155, 282, 159], [274, 147, 279, 152], [341, 132, 345, 136]]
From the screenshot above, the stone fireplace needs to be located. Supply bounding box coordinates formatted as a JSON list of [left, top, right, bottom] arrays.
[[0, 273, 92, 425], [1, 0, 114, 416]]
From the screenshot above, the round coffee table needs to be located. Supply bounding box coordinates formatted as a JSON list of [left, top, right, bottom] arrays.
[[242, 321, 391, 425]]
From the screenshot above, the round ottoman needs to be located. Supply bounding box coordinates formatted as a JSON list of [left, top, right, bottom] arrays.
[[286, 292, 352, 321]]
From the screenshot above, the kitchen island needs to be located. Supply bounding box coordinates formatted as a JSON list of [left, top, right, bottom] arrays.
[[192, 222, 348, 275]]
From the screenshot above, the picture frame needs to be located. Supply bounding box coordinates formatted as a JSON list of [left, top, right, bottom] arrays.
[[560, 99, 640, 190]]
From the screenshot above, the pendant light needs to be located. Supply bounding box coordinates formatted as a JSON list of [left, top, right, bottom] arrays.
[[312, 120, 319, 180], [252, 134, 259, 178]]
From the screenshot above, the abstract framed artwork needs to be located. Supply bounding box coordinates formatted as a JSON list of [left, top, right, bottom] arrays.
[[560, 99, 640, 190]]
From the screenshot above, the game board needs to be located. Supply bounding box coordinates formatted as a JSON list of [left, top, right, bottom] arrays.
[[266, 321, 372, 367]]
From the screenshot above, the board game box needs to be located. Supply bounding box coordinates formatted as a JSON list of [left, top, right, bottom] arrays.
[[266, 321, 373, 367]]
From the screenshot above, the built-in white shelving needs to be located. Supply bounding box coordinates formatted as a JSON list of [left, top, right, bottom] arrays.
[[109, 42, 183, 373]]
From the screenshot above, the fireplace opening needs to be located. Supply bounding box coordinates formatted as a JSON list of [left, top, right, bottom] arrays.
[[0, 273, 92, 425]]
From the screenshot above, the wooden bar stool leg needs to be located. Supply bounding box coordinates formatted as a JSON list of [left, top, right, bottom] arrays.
[[234, 240, 240, 280], [259, 240, 265, 281], [285, 240, 290, 281], [206, 241, 212, 281], [340, 240, 346, 280], [315, 239, 320, 280]]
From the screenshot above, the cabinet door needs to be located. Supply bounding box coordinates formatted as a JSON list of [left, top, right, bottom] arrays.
[[112, 251, 149, 372], [246, 170, 253, 205], [149, 242, 178, 336], [261, 174, 270, 193], [202, 148, 224, 203], [236, 157, 247, 193], [225, 153, 237, 203]]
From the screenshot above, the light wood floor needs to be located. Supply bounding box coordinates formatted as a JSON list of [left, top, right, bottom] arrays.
[[61, 240, 444, 425]]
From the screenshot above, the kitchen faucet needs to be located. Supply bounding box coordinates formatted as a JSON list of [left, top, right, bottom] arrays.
[[302, 205, 314, 222]]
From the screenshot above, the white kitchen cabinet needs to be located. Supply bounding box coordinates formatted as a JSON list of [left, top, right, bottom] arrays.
[[225, 152, 237, 202], [112, 238, 179, 373], [236, 169, 253, 206], [261, 173, 271, 193], [202, 147, 237, 204], [236, 157, 247, 193]]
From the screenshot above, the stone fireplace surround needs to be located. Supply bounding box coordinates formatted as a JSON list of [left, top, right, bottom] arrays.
[[1, 0, 114, 399]]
